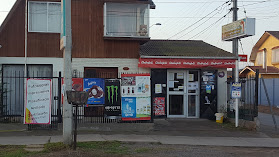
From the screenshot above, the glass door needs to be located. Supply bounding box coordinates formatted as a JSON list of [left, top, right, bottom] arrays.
[[167, 70, 186, 118], [187, 71, 199, 118]]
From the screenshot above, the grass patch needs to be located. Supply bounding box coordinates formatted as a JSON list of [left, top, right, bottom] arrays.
[[135, 147, 153, 153], [0, 145, 41, 157], [218, 121, 251, 131], [77, 141, 129, 155], [44, 142, 69, 152]]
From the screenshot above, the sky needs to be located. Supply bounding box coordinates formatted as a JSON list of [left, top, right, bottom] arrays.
[[1, 0, 279, 69]]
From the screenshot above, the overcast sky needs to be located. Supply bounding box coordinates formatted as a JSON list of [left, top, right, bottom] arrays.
[[1, 0, 279, 69]]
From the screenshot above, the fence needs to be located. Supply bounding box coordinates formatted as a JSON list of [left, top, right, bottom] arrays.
[[259, 78, 279, 107], [227, 76, 258, 121], [1, 70, 151, 130]]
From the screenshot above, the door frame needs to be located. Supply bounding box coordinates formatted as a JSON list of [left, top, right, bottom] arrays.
[[167, 69, 200, 118]]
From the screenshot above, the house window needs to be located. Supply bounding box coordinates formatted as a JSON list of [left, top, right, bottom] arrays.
[[257, 51, 263, 65], [104, 3, 149, 38], [272, 48, 279, 63], [28, 2, 61, 33]]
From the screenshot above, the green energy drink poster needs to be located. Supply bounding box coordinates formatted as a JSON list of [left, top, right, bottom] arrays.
[[105, 79, 121, 118]]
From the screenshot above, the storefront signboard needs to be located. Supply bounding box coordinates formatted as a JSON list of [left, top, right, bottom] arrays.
[[222, 18, 255, 41], [105, 79, 121, 118], [138, 58, 236, 68], [121, 74, 151, 121], [25, 79, 52, 124], [84, 78, 105, 105], [239, 54, 248, 62], [231, 82, 242, 99]]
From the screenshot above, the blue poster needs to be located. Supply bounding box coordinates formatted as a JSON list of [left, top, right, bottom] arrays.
[[84, 78, 105, 104], [121, 97, 136, 118], [206, 85, 211, 94], [231, 82, 241, 99]]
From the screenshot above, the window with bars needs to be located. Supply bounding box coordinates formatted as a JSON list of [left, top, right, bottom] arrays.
[[28, 2, 61, 33]]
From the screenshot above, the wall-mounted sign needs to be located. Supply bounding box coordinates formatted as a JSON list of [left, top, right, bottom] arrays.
[[231, 82, 242, 99], [222, 18, 255, 41], [25, 79, 52, 124], [153, 97, 165, 116], [84, 78, 105, 105], [105, 79, 121, 118], [121, 74, 151, 121], [239, 54, 248, 62], [138, 58, 236, 68]]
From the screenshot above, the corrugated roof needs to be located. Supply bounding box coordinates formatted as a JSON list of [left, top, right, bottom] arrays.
[[140, 40, 235, 58]]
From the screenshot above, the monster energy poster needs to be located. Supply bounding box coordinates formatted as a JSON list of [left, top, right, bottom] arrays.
[[105, 79, 121, 118]]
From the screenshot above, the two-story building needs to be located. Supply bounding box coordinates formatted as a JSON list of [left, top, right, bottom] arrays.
[[0, 0, 236, 121], [240, 31, 279, 78]]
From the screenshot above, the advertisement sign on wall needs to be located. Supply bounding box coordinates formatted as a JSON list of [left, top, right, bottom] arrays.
[[153, 97, 165, 116], [121, 97, 136, 118], [25, 79, 52, 124], [121, 74, 151, 121], [84, 78, 105, 105], [105, 79, 121, 118]]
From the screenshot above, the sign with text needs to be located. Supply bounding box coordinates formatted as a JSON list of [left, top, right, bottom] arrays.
[[222, 18, 255, 41], [121, 74, 151, 121], [239, 54, 248, 62], [105, 79, 121, 118], [138, 58, 236, 69], [84, 78, 105, 105], [153, 97, 165, 116], [25, 79, 52, 124], [231, 82, 242, 99]]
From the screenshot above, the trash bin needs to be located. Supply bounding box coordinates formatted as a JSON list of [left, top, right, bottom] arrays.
[[215, 113, 224, 123]]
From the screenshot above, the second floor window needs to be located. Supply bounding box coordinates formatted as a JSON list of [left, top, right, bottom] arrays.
[[257, 51, 263, 65], [104, 3, 149, 38], [28, 2, 61, 33], [272, 47, 279, 63]]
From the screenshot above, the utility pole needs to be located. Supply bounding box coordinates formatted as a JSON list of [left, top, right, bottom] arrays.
[[62, 0, 73, 145], [232, 0, 239, 127]]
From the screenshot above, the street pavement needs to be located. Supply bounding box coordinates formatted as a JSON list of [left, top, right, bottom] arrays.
[[0, 118, 279, 147], [1, 134, 279, 147]]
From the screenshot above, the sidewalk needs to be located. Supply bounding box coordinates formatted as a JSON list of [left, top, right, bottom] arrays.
[[1, 134, 279, 148]]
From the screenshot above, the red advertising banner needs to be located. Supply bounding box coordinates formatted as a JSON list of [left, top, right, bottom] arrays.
[[138, 58, 236, 68], [153, 97, 165, 116], [238, 55, 248, 62]]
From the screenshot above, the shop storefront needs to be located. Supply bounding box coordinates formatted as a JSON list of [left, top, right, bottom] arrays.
[[139, 40, 236, 119]]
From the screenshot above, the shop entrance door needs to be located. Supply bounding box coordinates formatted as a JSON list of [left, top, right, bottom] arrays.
[[167, 70, 199, 118]]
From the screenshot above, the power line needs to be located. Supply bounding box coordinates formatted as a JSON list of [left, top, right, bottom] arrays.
[[167, 0, 231, 39]]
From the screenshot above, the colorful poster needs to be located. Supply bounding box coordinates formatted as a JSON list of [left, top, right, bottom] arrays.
[[121, 97, 136, 118], [121, 74, 151, 121], [136, 97, 151, 118], [84, 78, 105, 105], [105, 79, 121, 117], [72, 78, 83, 91], [25, 79, 52, 124], [153, 97, 165, 116]]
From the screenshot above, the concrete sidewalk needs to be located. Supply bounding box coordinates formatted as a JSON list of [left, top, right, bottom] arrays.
[[1, 134, 279, 148]]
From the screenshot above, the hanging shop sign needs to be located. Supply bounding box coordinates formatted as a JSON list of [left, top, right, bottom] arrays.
[[231, 82, 242, 99], [153, 97, 165, 116], [138, 58, 236, 69], [25, 79, 52, 124], [105, 79, 121, 118], [121, 74, 151, 121], [239, 54, 248, 62], [222, 18, 255, 41], [84, 78, 105, 105]]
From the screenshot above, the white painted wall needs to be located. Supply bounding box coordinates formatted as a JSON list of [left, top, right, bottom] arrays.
[[0, 57, 151, 77], [217, 69, 228, 113], [72, 58, 150, 77], [0, 57, 64, 77]]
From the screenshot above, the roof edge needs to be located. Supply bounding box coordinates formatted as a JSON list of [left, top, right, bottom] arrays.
[[140, 55, 237, 59]]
